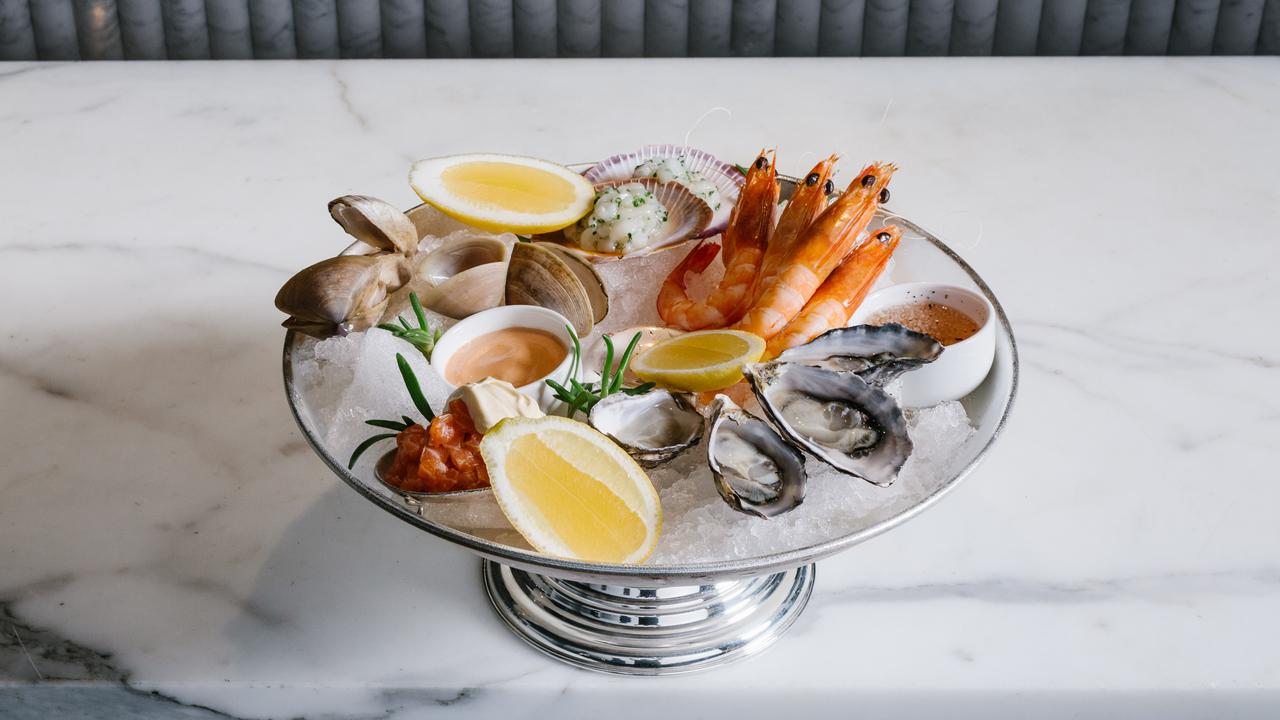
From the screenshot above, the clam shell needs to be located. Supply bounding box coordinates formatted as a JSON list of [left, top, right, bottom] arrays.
[[416, 237, 510, 319], [706, 394, 807, 518], [589, 390, 704, 468], [275, 253, 404, 338], [553, 177, 714, 261], [584, 145, 744, 237], [328, 195, 418, 255], [504, 241, 595, 335], [535, 242, 609, 323], [745, 361, 912, 488]]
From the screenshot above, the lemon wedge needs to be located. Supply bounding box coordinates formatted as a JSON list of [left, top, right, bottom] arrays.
[[480, 416, 661, 564], [630, 329, 766, 392], [409, 154, 595, 233]]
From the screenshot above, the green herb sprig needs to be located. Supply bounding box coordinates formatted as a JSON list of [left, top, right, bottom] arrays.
[[378, 292, 442, 361], [348, 353, 435, 469], [544, 326, 655, 418]]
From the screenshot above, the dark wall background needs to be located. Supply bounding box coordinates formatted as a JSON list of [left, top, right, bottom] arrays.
[[2, 0, 1277, 60]]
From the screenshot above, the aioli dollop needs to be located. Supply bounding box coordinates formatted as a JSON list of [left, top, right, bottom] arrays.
[[447, 378, 545, 433]]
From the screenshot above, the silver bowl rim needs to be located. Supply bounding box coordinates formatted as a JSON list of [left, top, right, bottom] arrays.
[[281, 172, 1019, 582]]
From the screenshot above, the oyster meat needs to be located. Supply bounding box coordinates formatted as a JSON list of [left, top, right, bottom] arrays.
[[706, 395, 807, 518], [776, 324, 943, 387], [745, 361, 912, 487], [588, 390, 703, 468]]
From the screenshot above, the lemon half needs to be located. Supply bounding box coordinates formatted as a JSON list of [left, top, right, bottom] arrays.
[[630, 329, 766, 392], [480, 416, 661, 564], [409, 153, 595, 234]]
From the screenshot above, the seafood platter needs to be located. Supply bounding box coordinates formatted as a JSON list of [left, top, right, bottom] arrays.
[[279, 146, 1018, 674]]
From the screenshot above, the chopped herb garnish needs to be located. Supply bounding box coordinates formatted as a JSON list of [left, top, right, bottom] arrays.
[[544, 326, 654, 418]]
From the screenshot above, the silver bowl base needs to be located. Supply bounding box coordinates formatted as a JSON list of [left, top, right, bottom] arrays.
[[482, 560, 815, 676]]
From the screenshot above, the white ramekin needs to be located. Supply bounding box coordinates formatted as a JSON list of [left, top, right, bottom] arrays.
[[849, 282, 996, 407]]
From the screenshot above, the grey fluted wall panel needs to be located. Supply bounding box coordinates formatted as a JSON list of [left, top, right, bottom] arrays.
[[31, 0, 81, 58], [206, 0, 253, 57], [1081, 0, 1131, 54], [470, 0, 512, 56], [250, 0, 296, 56], [645, 0, 686, 55], [1037, 0, 1087, 54], [118, 0, 166, 58], [863, 0, 909, 54], [0, 0, 38, 59], [776, 0, 821, 55], [1261, 0, 1280, 51], [514, 0, 554, 55], [1213, 0, 1264, 52], [424, 0, 468, 55], [558, 0, 601, 56], [731, 0, 776, 55], [294, 0, 339, 57], [993, 0, 1042, 53], [950, 0, 997, 53], [337, 0, 381, 56], [818, 0, 865, 55], [74, 0, 124, 58], [603, 0, 643, 56], [688, 0, 730, 55], [1168, 0, 1221, 54], [907, 0, 953, 54], [162, 0, 210, 57], [1125, 0, 1174, 51], [380, 0, 424, 56]]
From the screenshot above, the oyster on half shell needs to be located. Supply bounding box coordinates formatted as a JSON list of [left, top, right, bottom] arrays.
[[745, 361, 912, 488], [588, 390, 704, 468], [776, 324, 943, 387], [706, 394, 807, 518]]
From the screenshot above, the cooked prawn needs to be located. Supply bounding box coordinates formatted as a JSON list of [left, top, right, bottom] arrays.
[[751, 154, 838, 306], [763, 225, 902, 358], [733, 162, 896, 340], [657, 151, 778, 331]]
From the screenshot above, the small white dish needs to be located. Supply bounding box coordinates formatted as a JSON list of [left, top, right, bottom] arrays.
[[849, 282, 995, 407], [431, 305, 584, 414]]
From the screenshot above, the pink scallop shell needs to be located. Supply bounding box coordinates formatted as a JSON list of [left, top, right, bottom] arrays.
[[584, 145, 744, 237]]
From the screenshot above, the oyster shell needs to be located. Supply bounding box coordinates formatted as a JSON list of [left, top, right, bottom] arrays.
[[584, 145, 744, 237], [275, 253, 406, 338], [706, 395, 807, 518], [588, 390, 704, 468], [416, 236, 510, 319], [328, 195, 418, 255], [745, 361, 912, 487], [776, 324, 943, 387], [504, 241, 596, 335], [556, 177, 714, 260]]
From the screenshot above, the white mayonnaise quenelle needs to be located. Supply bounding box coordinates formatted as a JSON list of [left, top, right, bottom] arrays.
[[447, 377, 545, 433]]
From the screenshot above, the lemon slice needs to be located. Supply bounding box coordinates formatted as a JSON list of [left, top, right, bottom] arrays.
[[409, 154, 595, 233], [630, 329, 766, 392], [481, 416, 661, 564]]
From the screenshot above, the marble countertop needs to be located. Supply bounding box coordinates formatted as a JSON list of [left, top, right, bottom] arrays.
[[2, 57, 1278, 719]]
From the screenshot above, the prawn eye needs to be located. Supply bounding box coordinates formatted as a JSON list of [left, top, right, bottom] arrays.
[[805, 172, 821, 186], [878, 188, 891, 203], [876, 232, 892, 242], [823, 179, 835, 194], [861, 175, 876, 187], [754, 156, 770, 169]]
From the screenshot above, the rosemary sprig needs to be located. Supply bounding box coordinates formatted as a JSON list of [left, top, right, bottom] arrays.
[[378, 292, 442, 361], [544, 326, 655, 418], [348, 354, 436, 469]]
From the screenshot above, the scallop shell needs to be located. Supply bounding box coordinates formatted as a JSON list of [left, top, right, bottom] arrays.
[[504, 241, 596, 335], [328, 195, 418, 255], [534, 242, 609, 323], [552, 177, 714, 261], [416, 236, 510, 319], [584, 145, 744, 237]]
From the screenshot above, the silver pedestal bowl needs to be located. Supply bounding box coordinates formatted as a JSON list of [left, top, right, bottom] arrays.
[[281, 177, 1019, 676]]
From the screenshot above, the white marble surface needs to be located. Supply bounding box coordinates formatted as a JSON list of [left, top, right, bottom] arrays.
[[1, 57, 1279, 718]]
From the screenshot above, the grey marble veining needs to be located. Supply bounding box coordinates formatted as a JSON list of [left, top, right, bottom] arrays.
[[818, 0, 865, 56], [206, 0, 253, 58], [906, 0, 952, 55], [602, 0, 643, 57], [644, 0, 687, 55], [949, 0, 997, 54], [863, 0, 909, 55], [0, 0, 37, 60], [249, 0, 296, 58], [687, 0, 730, 55]]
